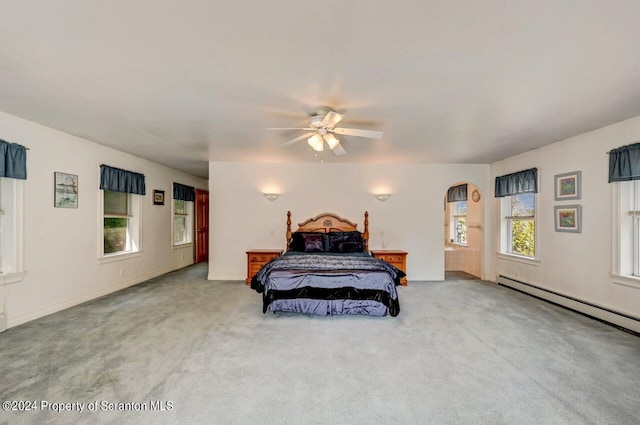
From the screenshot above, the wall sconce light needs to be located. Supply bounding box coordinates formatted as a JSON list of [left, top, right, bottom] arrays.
[[374, 194, 391, 202], [263, 193, 280, 201]]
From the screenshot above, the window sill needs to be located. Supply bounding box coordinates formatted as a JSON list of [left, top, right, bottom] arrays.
[[0, 271, 26, 286], [496, 252, 540, 266], [172, 243, 193, 250], [611, 274, 640, 289], [98, 251, 142, 264]]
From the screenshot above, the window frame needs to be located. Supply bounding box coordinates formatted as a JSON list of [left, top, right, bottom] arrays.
[[0, 178, 25, 285], [172, 199, 194, 247], [98, 190, 142, 262], [450, 200, 467, 246], [499, 192, 538, 261], [634, 213, 640, 277], [612, 180, 640, 288]]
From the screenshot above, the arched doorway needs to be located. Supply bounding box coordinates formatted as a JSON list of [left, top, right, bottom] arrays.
[[443, 182, 483, 280]]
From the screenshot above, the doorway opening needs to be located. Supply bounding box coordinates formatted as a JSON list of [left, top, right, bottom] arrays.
[[444, 182, 483, 280]]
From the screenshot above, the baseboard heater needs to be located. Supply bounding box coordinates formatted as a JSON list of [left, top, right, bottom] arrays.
[[497, 275, 640, 335]]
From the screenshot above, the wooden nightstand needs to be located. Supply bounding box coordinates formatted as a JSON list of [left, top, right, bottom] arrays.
[[371, 250, 408, 285], [246, 249, 282, 285]]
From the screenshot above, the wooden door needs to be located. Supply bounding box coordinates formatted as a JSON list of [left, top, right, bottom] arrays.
[[195, 189, 209, 263]]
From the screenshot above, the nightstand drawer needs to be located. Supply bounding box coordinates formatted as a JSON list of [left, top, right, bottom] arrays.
[[249, 264, 265, 275], [377, 255, 404, 263], [249, 254, 279, 263]]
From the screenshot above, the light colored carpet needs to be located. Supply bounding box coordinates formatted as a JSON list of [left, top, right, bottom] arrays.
[[1, 263, 639, 425]]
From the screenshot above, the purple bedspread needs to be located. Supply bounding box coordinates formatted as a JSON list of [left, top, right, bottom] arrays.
[[251, 252, 402, 317]]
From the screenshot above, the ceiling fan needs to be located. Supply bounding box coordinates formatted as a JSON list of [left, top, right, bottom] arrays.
[[267, 107, 383, 156]]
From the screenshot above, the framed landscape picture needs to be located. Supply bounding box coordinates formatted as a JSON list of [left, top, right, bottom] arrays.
[[554, 205, 581, 233], [54, 172, 78, 208], [153, 190, 165, 205], [554, 171, 581, 201]]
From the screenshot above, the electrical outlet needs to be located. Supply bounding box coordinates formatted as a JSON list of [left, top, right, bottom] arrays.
[[119, 269, 125, 277], [181, 253, 185, 259], [515, 270, 520, 279]]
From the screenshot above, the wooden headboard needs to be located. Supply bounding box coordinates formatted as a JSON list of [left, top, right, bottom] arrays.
[[286, 211, 369, 252]]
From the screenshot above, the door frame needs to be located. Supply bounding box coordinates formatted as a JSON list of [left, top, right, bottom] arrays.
[[195, 189, 209, 263]]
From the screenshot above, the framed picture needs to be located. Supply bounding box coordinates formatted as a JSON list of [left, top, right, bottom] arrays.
[[554, 171, 581, 201], [153, 190, 165, 205], [54, 172, 78, 208], [554, 205, 581, 233]]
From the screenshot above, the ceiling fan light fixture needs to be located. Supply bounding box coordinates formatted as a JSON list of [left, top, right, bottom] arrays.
[[307, 134, 324, 151], [323, 133, 339, 149], [270, 107, 383, 157]]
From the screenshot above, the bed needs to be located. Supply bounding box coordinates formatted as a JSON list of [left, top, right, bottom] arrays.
[[250, 211, 403, 317]]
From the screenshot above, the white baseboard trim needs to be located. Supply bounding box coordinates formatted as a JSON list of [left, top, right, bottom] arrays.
[[484, 274, 498, 283], [207, 273, 244, 281], [7, 264, 185, 329], [497, 275, 640, 334], [406, 275, 445, 281]]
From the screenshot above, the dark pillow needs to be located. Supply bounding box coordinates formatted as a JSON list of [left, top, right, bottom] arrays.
[[337, 241, 365, 253], [290, 232, 326, 252], [326, 231, 365, 253]]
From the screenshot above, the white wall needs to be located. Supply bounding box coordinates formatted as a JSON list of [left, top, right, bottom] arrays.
[[208, 161, 491, 282], [490, 115, 640, 322], [0, 111, 207, 329]]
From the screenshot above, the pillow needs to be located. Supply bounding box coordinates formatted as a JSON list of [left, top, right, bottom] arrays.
[[326, 231, 365, 253], [337, 241, 365, 253], [290, 232, 326, 252]]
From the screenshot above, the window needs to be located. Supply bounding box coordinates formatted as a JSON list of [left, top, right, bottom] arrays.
[[615, 180, 640, 279], [172, 182, 195, 247], [495, 168, 538, 260], [0, 178, 25, 283], [173, 199, 193, 245], [634, 180, 640, 276], [502, 193, 536, 258], [451, 201, 467, 245], [102, 190, 140, 256], [98, 165, 145, 260], [609, 143, 640, 284]]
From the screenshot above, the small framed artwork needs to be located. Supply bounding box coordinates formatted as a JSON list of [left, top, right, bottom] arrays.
[[153, 190, 165, 205], [54, 172, 78, 208], [554, 171, 581, 201], [554, 205, 582, 233]]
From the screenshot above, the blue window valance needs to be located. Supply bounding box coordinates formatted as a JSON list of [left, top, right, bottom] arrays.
[[609, 142, 640, 182], [447, 184, 467, 202], [495, 168, 538, 198], [0, 139, 27, 180], [100, 164, 146, 195], [173, 182, 195, 201]]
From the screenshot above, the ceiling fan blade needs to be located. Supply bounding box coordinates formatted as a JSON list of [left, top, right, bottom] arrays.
[[331, 127, 383, 139], [332, 142, 346, 156], [280, 132, 314, 147], [320, 111, 344, 128], [267, 128, 313, 131]]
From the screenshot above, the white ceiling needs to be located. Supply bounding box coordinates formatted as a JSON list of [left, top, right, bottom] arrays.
[[1, 1, 640, 178]]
